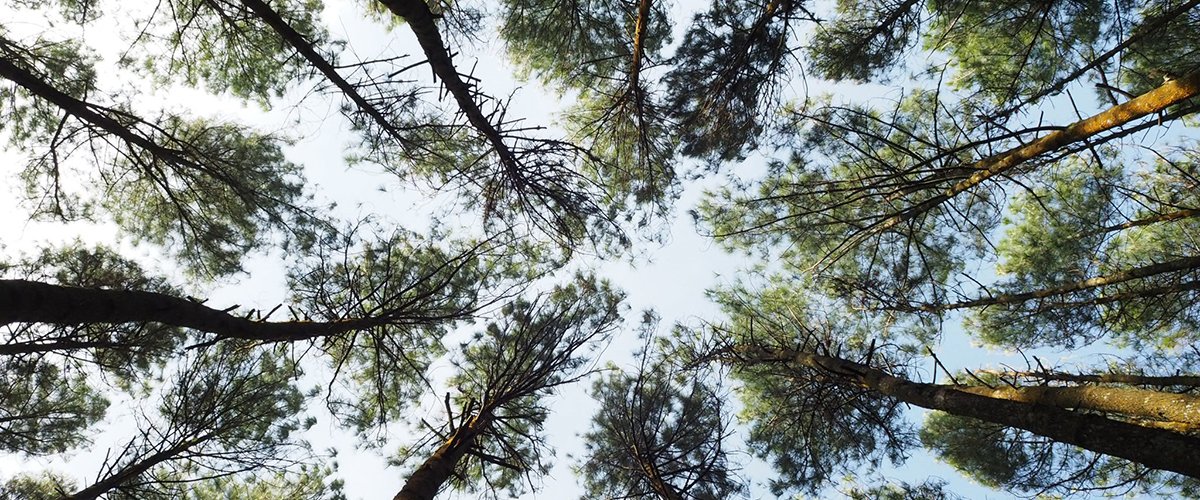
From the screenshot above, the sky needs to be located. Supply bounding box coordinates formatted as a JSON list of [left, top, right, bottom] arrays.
[[0, 0, 1161, 498]]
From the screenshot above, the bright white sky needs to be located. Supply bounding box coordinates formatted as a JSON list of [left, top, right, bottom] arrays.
[[0, 0, 1144, 498]]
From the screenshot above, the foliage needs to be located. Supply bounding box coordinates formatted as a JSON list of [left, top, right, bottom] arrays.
[[3, 0, 1200, 498]]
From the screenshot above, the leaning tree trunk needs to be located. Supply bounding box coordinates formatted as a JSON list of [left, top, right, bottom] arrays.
[[0, 279, 384, 345], [954, 384, 1200, 428], [823, 68, 1200, 265], [393, 412, 492, 500], [737, 346, 1200, 478], [65, 435, 209, 500], [994, 369, 1200, 388], [372, 0, 518, 171]]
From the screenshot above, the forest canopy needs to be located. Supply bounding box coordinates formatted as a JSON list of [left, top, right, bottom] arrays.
[[1, 0, 1200, 498]]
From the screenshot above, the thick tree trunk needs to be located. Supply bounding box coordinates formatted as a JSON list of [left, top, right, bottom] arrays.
[[630, 0, 652, 90], [998, 370, 1200, 388], [0, 279, 383, 344], [954, 385, 1200, 428], [642, 460, 684, 500], [739, 346, 1200, 478], [393, 413, 490, 500]]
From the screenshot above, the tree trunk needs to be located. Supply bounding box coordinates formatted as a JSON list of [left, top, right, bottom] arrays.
[[825, 69, 1200, 266], [66, 435, 208, 500], [0, 279, 384, 344], [954, 385, 1200, 428], [235, 0, 414, 149], [995, 370, 1200, 388], [393, 413, 490, 500], [372, 0, 518, 172], [737, 346, 1200, 478]]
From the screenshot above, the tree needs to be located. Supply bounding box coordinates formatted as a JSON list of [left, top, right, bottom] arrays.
[[697, 1, 1200, 492], [391, 275, 624, 500], [577, 333, 743, 500], [4, 0, 1200, 497], [703, 296, 1200, 496]]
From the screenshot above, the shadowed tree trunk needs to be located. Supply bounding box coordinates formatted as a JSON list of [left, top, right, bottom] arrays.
[[393, 413, 492, 500], [0, 279, 459, 346], [373, 0, 518, 171], [236, 0, 415, 149], [736, 346, 1200, 478]]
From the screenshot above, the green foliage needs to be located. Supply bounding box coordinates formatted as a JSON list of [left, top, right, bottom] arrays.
[[1119, 1, 1200, 94], [807, 0, 923, 82], [579, 364, 743, 500], [920, 411, 1200, 497], [701, 92, 993, 320], [435, 274, 625, 496], [126, 464, 346, 500], [969, 152, 1200, 350], [920, 412, 1024, 488], [100, 116, 314, 277], [839, 477, 963, 500], [0, 472, 75, 500], [0, 358, 107, 455], [665, 0, 807, 160], [132, 0, 328, 104], [89, 343, 315, 498], [712, 286, 918, 496], [1, 30, 318, 277], [291, 231, 495, 441], [4, 244, 186, 386], [500, 0, 670, 91], [926, 0, 1113, 104]]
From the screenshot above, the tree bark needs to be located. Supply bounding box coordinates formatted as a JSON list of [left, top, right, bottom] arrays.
[[0, 279, 387, 344], [65, 435, 209, 500], [1092, 208, 1200, 236], [954, 385, 1200, 428], [393, 413, 490, 500], [998, 370, 1200, 388], [737, 346, 1200, 478]]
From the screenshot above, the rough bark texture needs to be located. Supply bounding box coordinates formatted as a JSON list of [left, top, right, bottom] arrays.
[[642, 459, 684, 500], [955, 385, 1200, 427], [393, 414, 490, 500], [739, 346, 1200, 478], [629, 0, 652, 90], [0, 279, 383, 343], [1007, 370, 1200, 387]]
